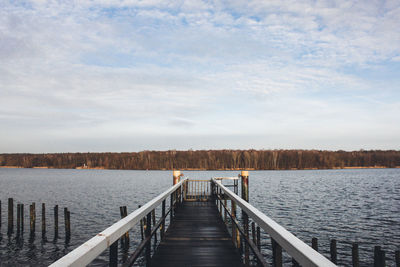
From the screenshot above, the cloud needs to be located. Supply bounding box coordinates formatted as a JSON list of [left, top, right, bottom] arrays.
[[0, 0, 399, 152]]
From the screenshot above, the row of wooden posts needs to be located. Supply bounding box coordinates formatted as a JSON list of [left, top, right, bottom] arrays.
[[218, 171, 400, 267], [0, 198, 71, 240], [306, 237, 400, 267], [117, 205, 160, 250]]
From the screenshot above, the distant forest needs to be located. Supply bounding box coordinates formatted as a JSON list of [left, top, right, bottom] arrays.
[[0, 150, 399, 170]]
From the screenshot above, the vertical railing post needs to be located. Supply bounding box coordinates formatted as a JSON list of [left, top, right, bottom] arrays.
[[152, 209, 157, 244], [251, 222, 256, 245], [145, 212, 152, 267], [161, 199, 166, 240], [170, 193, 173, 222], [244, 213, 250, 266], [231, 200, 237, 248], [272, 238, 283, 267], [109, 240, 118, 267], [224, 199, 227, 224]]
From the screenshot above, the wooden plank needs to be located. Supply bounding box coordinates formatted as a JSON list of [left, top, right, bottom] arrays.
[[151, 201, 244, 267]]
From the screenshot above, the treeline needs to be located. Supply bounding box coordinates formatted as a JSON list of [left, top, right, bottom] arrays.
[[0, 150, 399, 170]]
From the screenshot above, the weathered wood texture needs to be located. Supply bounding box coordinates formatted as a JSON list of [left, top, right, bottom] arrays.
[[150, 201, 244, 267]]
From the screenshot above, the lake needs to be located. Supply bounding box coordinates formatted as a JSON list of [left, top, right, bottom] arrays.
[[0, 168, 399, 266]]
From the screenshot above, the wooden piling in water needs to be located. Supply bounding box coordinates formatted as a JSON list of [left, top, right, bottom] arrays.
[[395, 250, 400, 267], [17, 203, 21, 235], [42, 203, 46, 237], [120, 206, 129, 248], [256, 226, 261, 251], [30, 204, 34, 235], [20, 204, 24, 234], [64, 208, 71, 239], [352, 243, 359, 267], [0, 200, 2, 229], [312, 237, 318, 251], [330, 239, 337, 264], [394, 250, 400, 267], [109, 240, 118, 267], [240, 171, 249, 219], [8, 198, 13, 235], [54, 205, 58, 238], [374, 246, 385, 267]]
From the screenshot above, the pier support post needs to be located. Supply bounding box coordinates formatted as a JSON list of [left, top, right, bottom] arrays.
[[352, 243, 359, 267], [109, 240, 118, 267], [8, 198, 13, 235], [241, 171, 249, 202], [395, 250, 399, 267], [21, 204, 24, 233], [312, 237, 318, 251], [145, 212, 152, 267], [42, 203, 46, 238], [173, 170, 181, 185], [272, 238, 283, 267], [54, 205, 59, 239], [17, 203, 21, 235], [374, 246, 385, 267], [330, 239, 337, 264], [30, 203, 35, 236]]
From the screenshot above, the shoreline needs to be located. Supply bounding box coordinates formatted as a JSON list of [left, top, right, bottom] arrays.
[[0, 166, 399, 171]]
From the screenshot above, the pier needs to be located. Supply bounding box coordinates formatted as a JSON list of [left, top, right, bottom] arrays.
[[49, 171, 391, 267]]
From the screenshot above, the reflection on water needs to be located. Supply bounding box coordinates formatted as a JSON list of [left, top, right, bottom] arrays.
[[0, 168, 399, 266]]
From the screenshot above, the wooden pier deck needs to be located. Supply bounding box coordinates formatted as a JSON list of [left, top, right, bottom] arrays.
[[51, 173, 338, 267], [150, 201, 244, 267]]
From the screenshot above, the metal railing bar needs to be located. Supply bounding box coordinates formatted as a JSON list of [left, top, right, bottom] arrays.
[[124, 202, 174, 267], [213, 179, 336, 267], [50, 179, 187, 267], [216, 194, 268, 267], [214, 177, 239, 180]]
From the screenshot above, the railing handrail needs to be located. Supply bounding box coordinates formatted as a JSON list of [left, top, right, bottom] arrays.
[[213, 176, 239, 180], [50, 178, 188, 267], [212, 179, 337, 267]]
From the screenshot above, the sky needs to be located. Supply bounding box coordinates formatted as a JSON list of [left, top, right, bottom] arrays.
[[1, 0, 400, 153]]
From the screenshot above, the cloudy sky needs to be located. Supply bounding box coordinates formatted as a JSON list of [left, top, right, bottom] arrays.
[[1, 0, 399, 153]]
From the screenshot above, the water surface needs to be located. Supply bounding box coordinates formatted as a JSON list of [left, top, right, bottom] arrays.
[[0, 168, 399, 266]]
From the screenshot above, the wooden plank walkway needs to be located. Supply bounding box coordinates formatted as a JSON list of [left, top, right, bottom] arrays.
[[150, 201, 244, 267]]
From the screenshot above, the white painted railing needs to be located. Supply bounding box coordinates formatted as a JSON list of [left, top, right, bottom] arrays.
[[50, 178, 187, 267], [212, 179, 337, 267]]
